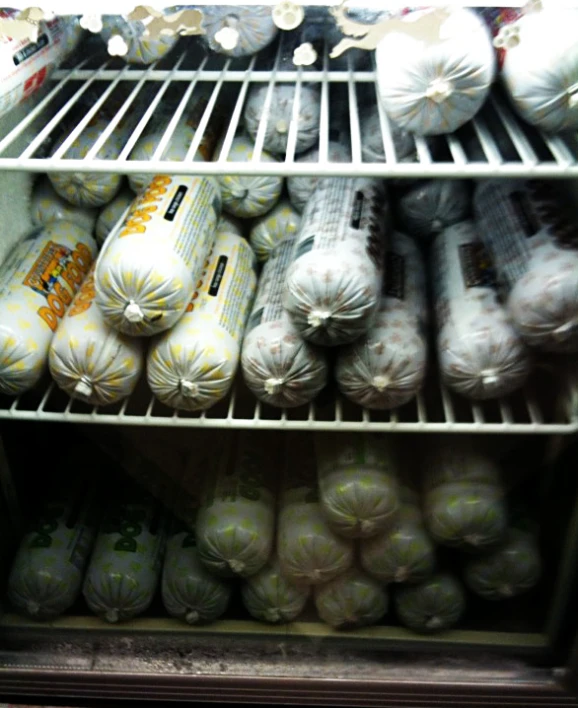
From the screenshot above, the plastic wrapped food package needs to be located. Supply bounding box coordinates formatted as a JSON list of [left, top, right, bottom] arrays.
[[95, 187, 135, 247], [277, 435, 354, 585], [395, 573, 466, 633], [242, 236, 328, 409], [316, 433, 400, 539], [8, 487, 96, 620], [249, 200, 301, 263], [423, 440, 508, 551], [336, 231, 428, 410], [432, 221, 531, 400], [199, 5, 278, 57], [31, 178, 98, 235], [395, 180, 471, 241], [0, 221, 96, 396], [99, 14, 179, 65], [147, 228, 257, 411], [83, 490, 167, 623], [95, 174, 220, 336], [360, 104, 416, 165], [241, 556, 310, 624], [283, 177, 387, 346], [375, 7, 495, 136], [244, 83, 321, 156], [499, 9, 578, 133], [474, 180, 578, 352], [216, 136, 283, 218], [314, 568, 388, 630], [161, 519, 232, 625], [464, 528, 541, 601], [287, 142, 351, 213], [196, 433, 275, 578], [49, 266, 145, 407]]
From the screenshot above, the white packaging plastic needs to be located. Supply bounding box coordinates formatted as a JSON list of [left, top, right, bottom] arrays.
[[500, 9, 578, 133], [395, 573, 465, 633], [283, 177, 387, 346], [216, 136, 283, 218], [147, 227, 257, 411], [287, 142, 351, 213], [249, 200, 301, 263], [31, 178, 98, 235], [49, 266, 145, 407], [0, 221, 96, 396], [242, 236, 328, 409], [316, 433, 400, 539], [277, 434, 354, 585], [99, 15, 179, 65], [199, 6, 278, 57], [375, 8, 495, 136], [196, 432, 275, 578], [360, 104, 416, 165], [314, 568, 388, 630], [95, 174, 220, 336], [244, 83, 321, 156], [0, 13, 75, 120], [396, 180, 471, 241], [336, 231, 427, 410], [432, 221, 531, 400], [95, 187, 134, 247], [474, 179, 578, 352]]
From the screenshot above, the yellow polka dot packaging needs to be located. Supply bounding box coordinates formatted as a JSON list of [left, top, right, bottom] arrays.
[[31, 177, 98, 235]]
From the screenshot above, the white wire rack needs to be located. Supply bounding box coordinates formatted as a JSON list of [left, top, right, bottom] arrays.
[[0, 372, 575, 433], [0, 35, 576, 178]]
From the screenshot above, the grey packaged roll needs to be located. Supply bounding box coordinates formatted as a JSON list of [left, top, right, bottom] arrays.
[[8, 487, 96, 620], [360, 105, 416, 165], [474, 180, 578, 352], [314, 568, 388, 630], [83, 490, 166, 623], [162, 519, 232, 625], [395, 573, 465, 633], [287, 142, 351, 213], [242, 236, 328, 409], [396, 180, 471, 241], [95, 187, 135, 247], [249, 200, 301, 263], [277, 434, 354, 585], [500, 9, 578, 133], [31, 178, 98, 235], [199, 6, 278, 57], [99, 15, 179, 65], [196, 433, 275, 578], [244, 83, 321, 156], [316, 433, 400, 539], [283, 177, 388, 346], [241, 555, 310, 624], [336, 231, 427, 410], [375, 7, 495, 136], [432, 221, 531, 400]]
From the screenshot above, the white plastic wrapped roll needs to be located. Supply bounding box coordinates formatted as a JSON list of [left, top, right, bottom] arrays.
[[31, 178, 98, 235], [244, 84, 321, 156], [99, 15, 179, 65], [0, 13, 76, 120], [396, 180, 471, 241], [360, 105, 416, 165], [147, 227, 257, 412], [283, 177, 387, 346], [95, 174, 220, 336], [287, 142, 350, 213], [314, 568, 388, 630], [375, 8, 495, 136], [216, 136, 283, 218], [474, 180, 578, 352], [242, 236, 328, 408], [500, 9, 578, 133], [432, 221, 531, 400], [199, 6, 278, 57], [336, 231, 427, 410], [49, 267, 144, 406], [249, 200, 301, 263], [0, 221, 96, 396], [277, 435, 354, 585], [95, 187, 135, 247]]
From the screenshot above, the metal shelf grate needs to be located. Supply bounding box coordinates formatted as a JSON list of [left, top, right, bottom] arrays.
[[0, 372, 575, 433], [0, 36, 576, 178]]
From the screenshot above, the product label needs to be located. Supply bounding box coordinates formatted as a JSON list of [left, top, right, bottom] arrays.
[[458, 242, 496, 289], [246, 236, 294, 332], [27, 501, 66, 549], [68, 267, 97, 317], [384, 250, 405, 300], [13, 33, 49, 65]]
